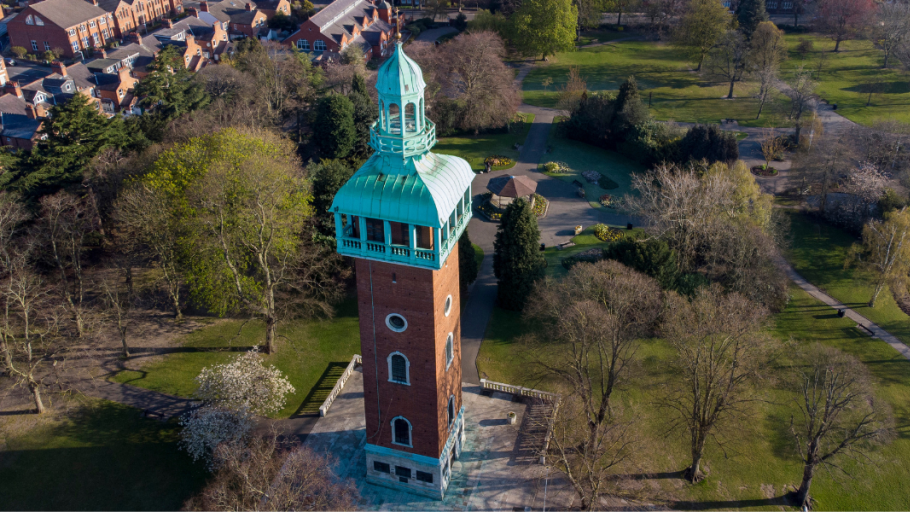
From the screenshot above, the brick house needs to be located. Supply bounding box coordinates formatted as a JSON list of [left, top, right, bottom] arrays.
[[185, 0, 267, 39], [98, 0, 186, 39], [0, 58, 8, 86], [94, 65, 140, 114], [251, 0, 290, 18], [7, 0, 115, 58], [284, 0, 403, 60]]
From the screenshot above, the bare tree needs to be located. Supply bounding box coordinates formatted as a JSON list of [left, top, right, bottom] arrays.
[[184, 429, 359, 511], [235, 42, 317, 123], [749, 22, 787, 119], [0, 193, 30, 375], [870, 3, 910, 69], [113, 185, 185, 320], [849, 208, 910, 307], [789, 345, 895, 508], [816, 0, 874, 52], [784, 66, 817, 141], [760, 128, 785, 169], [661, 286, 772, 482], [557, 66, 588, 112], [792, 130, 853, 212], [98, 274, 134, 358], [704, 30, 748, 99], [35, 192, 98, 337]]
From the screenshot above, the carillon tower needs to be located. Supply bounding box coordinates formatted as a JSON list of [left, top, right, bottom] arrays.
[[330, 41, 473, 499]]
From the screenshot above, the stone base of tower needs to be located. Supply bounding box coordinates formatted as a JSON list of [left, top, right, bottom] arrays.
[[364, 406, 466, 500]]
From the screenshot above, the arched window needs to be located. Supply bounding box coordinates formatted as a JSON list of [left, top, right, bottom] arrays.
[[392, 416, 412, 446], [25, 15, 34, 25], [405, 103, 416, 132], [314, 40, 326, 51], [388, 351, 409, 384], [297, 39, 309, 51], [447, 396, 455, 427], [388, 103, 400, 134], [445, 333, 454, 369]]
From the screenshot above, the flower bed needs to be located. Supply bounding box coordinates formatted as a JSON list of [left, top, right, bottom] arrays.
[[751, 165, 779, 176], [599, 194, 614, 208], [531, 193, 548, 217], [478, 200, 502, 221], [484, 155, 514, 167], [593, 223, 622, 242], [541, 161, 571, 173], [582, 170, 600, 183]]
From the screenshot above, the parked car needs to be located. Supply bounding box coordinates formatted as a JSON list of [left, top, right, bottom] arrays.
[[5, 58, 15, 66]]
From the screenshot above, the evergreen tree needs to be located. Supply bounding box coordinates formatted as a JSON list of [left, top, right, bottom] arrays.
[[493, 198, 545, 311], [134, 45, 210, 120], [603, 237, 679, 290], [735, 0, 769, 38], [458, 230, 480, 298], [16, 94, 126, 195], [313, 95, 356, 159], [677, 124, 739, 164], [348, 75, 376, 158], [309, 159, 355, 237], [610, 76, 649, 141]]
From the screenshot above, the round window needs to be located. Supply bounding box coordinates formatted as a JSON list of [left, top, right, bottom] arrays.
[[386, 313, 408, 332], [444, 295, 453, 317]]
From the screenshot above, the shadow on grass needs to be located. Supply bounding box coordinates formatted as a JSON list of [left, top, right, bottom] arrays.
[[293, 362, 349, 416], [671, 495, 794, 510]]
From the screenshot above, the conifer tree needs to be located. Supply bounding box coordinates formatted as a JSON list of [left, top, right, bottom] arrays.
[[313, 94, 356, 159], [348, 74, 376, 158], [610, 76, 649, 141], [493, 198, 545, 311], [309, 159, 355, 237], [458, 230, 479, 298], [735, 0, 769, 39], [135, 45, 210, 119]]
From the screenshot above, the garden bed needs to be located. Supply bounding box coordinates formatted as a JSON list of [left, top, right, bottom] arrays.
[[751, 166, 779, 176]]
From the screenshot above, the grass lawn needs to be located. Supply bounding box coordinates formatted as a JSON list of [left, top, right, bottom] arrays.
[[522, 41, 792, 127], [0, 400, 207, 510], [541, 225, 642, 278], [782, 35, 910, 126], [434, 113, 535, 173], [542, 127, 645, 211], [784, 210, 910, 348], [576, 29, 639, 46], [110, 298, 362, 418], [473, 243, 484, 269], [477, 282, 910, 510]]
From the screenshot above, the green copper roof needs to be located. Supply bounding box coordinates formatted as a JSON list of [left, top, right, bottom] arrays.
[[331, 151, 473, 228], [376, 42, 426, 99]]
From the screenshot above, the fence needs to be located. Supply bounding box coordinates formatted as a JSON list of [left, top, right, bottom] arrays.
[[479, 379, 560, 401], [318, 354, 362, 417]]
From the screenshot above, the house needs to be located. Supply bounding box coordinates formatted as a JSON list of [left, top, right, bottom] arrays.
[[0, 57, 8, 86], [284, 0, 403, 60], [7, 0, 115, 58], [185, 0, 268, 39], [93, 65, 140, 114], [0, 111, 43, 150], [251, 0, 290, 18], [97, 0, 186, 39], [722, 0, 797, 14]]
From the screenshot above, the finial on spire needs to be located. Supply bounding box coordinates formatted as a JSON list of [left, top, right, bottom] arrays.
[[394, 8, 401, 41]]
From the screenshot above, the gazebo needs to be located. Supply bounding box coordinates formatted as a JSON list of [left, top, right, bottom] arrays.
[[486, 175, 538, 208]]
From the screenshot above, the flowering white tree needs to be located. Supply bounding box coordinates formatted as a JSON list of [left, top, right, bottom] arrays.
[[194, 347, 296, 416], [180, 406, 254, 469]]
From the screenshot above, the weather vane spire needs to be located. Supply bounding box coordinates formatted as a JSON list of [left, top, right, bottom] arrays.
[[395, 8, 401, 41]]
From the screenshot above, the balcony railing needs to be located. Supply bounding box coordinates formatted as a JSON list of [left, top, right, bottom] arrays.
[[368, 120, 437, 158]]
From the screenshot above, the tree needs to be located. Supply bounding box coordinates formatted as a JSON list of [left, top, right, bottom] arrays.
[[789, 345, 894, 508], [704, 30, 749, 99], [603, 236, 680, 290], [852, 208, 910, 307], [10, 46, 26, 59], [134, 45, 210, 118], [605, 0, 640, 26], [557, 66, 588, 112], [235, 41, 317, 123], [184, 430, 359, 511], [676, 124, 740, 164], [784, 66, 817, 141], [610, 76, 649, 139], [735, 0, 769, 39], [760, 128, 785, 168], [17, 94, 125, 195], [35, 192, 97, 337], [313, 95, 356, 159], [347, 78, 376, 158], [309, 159, 355, 238], [143, 128, 344, 353], [672, 0, 732, 71], [458, 230, 479, 298], [99, 274, 134, 358], [816, 0, 873, 52], [871, 2, 910, 69], [511, 0, 577, 60], [426, 0, 448, 20], [749, 21, 787, 119], [112, 185, 186, 320], [661, 286, 771, 482], [180, 406, 255, 468], [493, 198, 545, 311], [195, 349, 295, 416]]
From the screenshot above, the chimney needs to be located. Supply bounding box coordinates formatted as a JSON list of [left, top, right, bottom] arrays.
[[92, 0, 98, 5], [3, 81, 22, 98], [26, 104, 37, 119], [126, 33, 142, 44], [245, 2, 252, 10], [51, 61, 67, 77], [199, 0, 209, 11], [98, 47, 107, 58], [118, 65, 131, 82]]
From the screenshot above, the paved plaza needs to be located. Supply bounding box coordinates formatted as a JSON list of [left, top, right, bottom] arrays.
[[302, 369, 576, 511]]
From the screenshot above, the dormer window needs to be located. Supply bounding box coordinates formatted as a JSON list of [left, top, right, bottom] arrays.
[[64, 84, 70, 91], [25, 15, 33, 25], [118, 88, 124, 98], [35, 17, 44, 26]]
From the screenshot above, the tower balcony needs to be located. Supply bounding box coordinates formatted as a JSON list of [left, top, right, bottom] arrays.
[[369, 120, 437, 159], [334, 201, 472, 271]]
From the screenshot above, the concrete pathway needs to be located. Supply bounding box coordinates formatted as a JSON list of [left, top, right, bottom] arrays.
[[782, 260, 910, 361]]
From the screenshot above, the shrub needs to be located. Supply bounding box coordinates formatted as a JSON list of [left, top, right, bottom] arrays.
[[603, 237, 680, 290], [484, 155, 513, 167], [599, 194, 613, 207], [592, 223, 621, 242], [179, 407, 254, 469], [542, 161, 570, 173], [531, 193, 548, 216], [796, 38, 813, 56], [10, 46, 26, 59], [676, 124, 739, 164], [452, 12, 468, 31]]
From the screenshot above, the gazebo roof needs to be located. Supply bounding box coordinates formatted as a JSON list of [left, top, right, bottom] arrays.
[[487, 175, 537, 198]]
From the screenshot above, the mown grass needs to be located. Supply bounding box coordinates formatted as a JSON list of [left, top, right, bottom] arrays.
[[477, 283, 910, 510], [522, 41, 792, 127], [782, 35, 910, 126], [0, 400, 207, 510], [784, 211, 910, 347], [541, 126, 644, 211], [541, 225, 642, 279], [110, 298, 362, 418], [434, 113, 536, 172]]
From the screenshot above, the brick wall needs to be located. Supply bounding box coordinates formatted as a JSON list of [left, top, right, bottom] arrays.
[[356, 248, 462, 460]]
